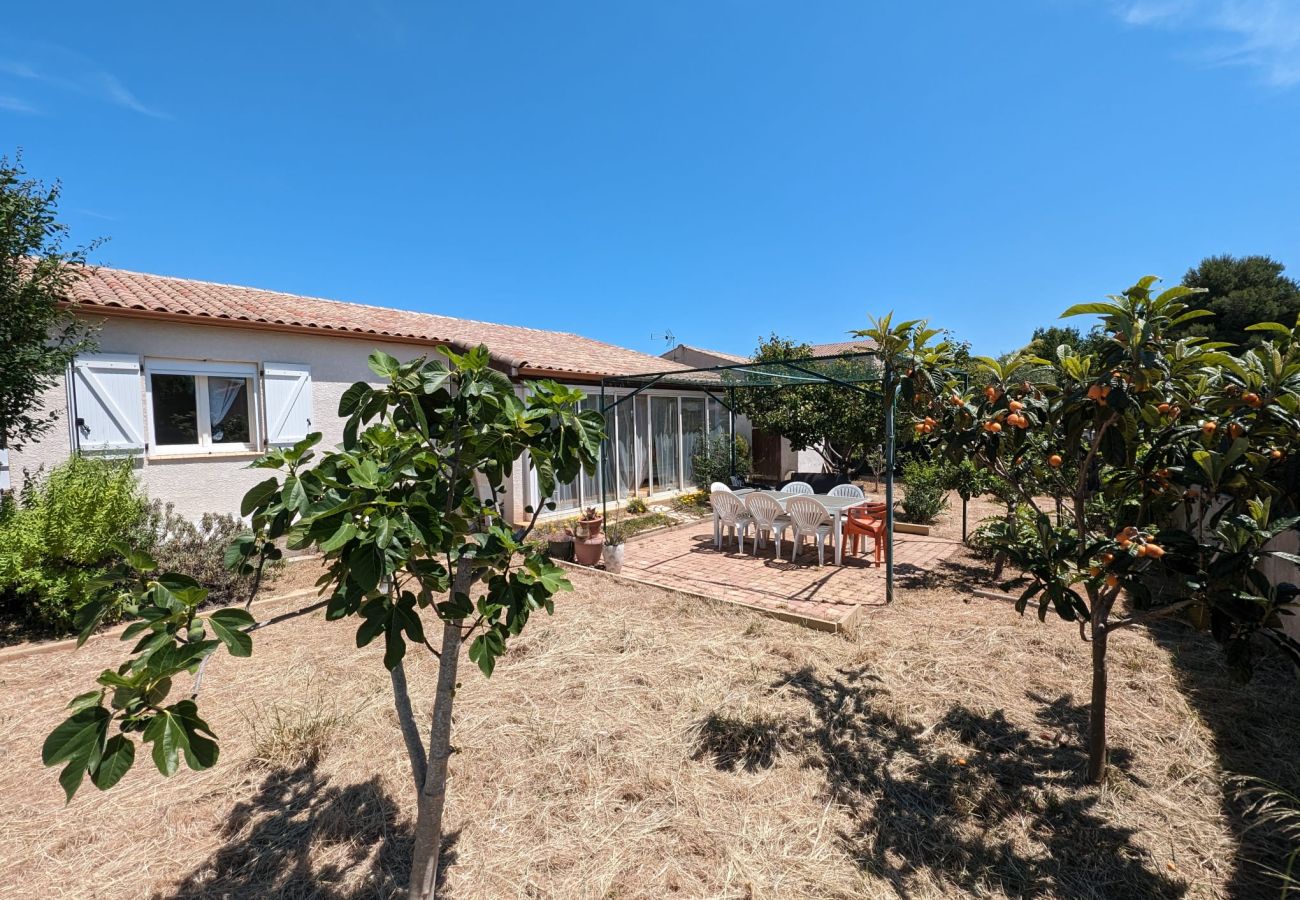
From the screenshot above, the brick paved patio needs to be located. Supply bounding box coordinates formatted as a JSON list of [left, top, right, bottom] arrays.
[[615, 521, 961, 631]]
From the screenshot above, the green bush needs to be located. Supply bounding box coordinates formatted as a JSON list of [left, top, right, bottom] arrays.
[[141, 501, 280, 606], [690, 434, 752, 491], [898, 458, 950, 525], [0, 456, 148, 632], [625, 495, 649, 515]]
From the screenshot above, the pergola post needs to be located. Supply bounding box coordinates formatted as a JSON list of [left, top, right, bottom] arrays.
[[883, 360, 896, 605], [728, 387, 736, 482], [599, 381, 609, 524]]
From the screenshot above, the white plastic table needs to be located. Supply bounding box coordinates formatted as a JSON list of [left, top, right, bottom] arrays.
[[721, 488, 871, 565]]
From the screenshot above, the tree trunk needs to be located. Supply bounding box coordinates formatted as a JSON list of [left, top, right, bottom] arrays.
[[407, 605, 465, 897], [1086, 614, 1109, 784]]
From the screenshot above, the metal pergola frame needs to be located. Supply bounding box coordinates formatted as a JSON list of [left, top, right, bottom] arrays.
[[596, 350, 903, 603]]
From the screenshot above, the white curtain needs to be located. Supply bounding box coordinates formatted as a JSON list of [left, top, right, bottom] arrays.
[[207, 377, 245, 442], [652, 397, 679, 492], [681, 398, 705, 488]]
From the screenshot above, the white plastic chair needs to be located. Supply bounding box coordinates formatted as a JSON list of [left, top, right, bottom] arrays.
[[744, 492, 790, 556], [829, 483, 865, 499], [711, 490, 754, 552], [782, 481, 814, 495], [786, 496, 832, 564], [710, 481, 731, 493]]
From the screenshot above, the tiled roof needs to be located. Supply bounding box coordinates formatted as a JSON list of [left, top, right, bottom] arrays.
[[809, 338, 878, 357], [67, 266, 683, 380], [663, 343, 750, 364]]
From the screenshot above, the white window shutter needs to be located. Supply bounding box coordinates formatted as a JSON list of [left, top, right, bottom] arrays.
[[263, 363, 313, 447], [72, 354, 145, 452]]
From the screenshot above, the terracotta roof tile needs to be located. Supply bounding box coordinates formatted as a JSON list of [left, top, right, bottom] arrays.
[[68, 266, 683, 380], [809, 338, 878, 357]]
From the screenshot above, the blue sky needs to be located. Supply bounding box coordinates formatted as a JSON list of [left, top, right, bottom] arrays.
[[3, 1, 1299, 358]]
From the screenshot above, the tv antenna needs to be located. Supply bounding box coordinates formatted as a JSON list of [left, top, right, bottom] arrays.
[[651, 328, 676, 349]]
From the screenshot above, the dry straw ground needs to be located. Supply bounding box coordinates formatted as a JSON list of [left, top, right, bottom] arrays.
[[1, 497, 1298, 899]]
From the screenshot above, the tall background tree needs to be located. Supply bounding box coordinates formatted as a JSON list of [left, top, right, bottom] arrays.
[[1176, 254, 1300, 348], [730, 334, 882, 475], [0, 153, 98, 457]]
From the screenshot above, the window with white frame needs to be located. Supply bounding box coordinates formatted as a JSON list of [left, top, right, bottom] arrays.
[[71, 353, 314, 459], [144, 359, 259, 455]]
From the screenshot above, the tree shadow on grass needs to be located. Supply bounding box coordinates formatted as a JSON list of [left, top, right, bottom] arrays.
[[159, 763, 460, 899], [775, 664, 1185, 899], [1148, 618, 1300, 899]]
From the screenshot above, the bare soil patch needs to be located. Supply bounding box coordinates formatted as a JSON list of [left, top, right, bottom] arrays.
[[0, 519, 1297, 898]]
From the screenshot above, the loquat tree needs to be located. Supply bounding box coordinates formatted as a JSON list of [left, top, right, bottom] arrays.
[[865, 280, 1300, 782]]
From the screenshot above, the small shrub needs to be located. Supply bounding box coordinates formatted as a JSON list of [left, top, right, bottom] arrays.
[[690, 434, 752, 491], [248, 695, 354, 770], [0, 456, 147, 631], [898, 458, 950, 525], [141, 501, 281, 606], [672, 490, 711, 514], [625, 495, 649, 515]]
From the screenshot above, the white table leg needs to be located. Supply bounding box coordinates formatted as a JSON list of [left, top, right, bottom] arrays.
[[833, 509, 844, 565]]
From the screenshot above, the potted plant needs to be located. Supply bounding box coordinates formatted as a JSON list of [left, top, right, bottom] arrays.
[[574, 506, 603, 539], [602, 522, 626, 573], [546, 528, 575, 561]]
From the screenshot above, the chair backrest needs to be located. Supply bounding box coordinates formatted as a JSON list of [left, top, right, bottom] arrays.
[[711, 490, 748, 523], [745, 492, 784, 527], [710, 481, 731, 493], [786, 496, 829, 530], [829, 483, 864, 499], [783, 481, 814, 495]]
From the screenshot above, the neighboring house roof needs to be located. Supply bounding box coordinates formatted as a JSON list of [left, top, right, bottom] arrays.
[[660, 343, 750, 365], [66, 266, 682, 380], [809, 338, 878, 357]]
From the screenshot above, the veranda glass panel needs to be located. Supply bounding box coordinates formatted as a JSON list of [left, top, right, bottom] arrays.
[[681, 397, 706, 489], [615, 396, 636, 499], [578, 397, 601, 504], [632, 395, 651, 496], [707, 396, 728, 439], [651, 396, 680, 493]]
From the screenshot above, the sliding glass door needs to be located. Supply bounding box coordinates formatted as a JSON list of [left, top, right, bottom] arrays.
[[650, 396, 680, 494], [681, 397, 706, 488]]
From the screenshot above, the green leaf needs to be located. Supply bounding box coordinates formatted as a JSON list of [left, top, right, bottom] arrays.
[[43, 706, 110, 766], [172, 701, 219, 771], [367, 350, 401, 379], [1245, 322, 1293, 335], [348, 543, 385, 592], [90, 735, 136, 790], [240, 477, 281, 517], [143, 710, 189, 777], [318, 522, 358, 553], [207, 608, 255, 657], [67, 690, 104, 713], [1061, 302, 1120, 318], [74, 600, 109, 647], [58, 757, 90, 802], [120, 546, 158, 573], [338, 381, 372, 416]]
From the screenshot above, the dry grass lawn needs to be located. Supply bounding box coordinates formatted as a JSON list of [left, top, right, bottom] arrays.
[[1, 515, 1298, 898]]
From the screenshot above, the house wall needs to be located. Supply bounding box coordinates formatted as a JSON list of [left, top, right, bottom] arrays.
[[8, 316, 457, 522]]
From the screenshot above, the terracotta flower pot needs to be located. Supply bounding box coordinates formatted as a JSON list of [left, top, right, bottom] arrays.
[[578, 516, 603, 537], [574, 534, 604, 566]]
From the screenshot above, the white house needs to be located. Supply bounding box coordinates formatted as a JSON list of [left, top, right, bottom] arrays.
[[7, 266, 753, 525]]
